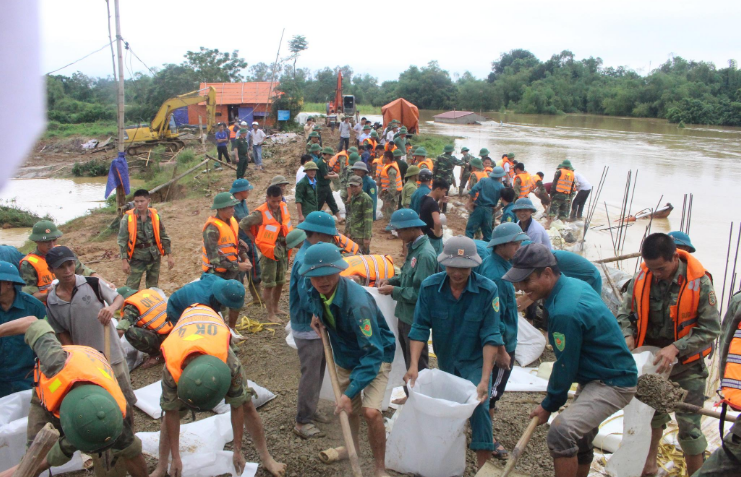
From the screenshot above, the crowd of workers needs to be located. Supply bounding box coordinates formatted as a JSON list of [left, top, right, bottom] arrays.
[[0, 115, 739, 477]]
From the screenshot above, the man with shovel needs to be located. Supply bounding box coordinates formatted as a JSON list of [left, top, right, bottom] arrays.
[[503, 243, 637, 477]]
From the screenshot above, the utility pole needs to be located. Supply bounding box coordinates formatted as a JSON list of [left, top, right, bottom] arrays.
[[114, 0, 127, 216]]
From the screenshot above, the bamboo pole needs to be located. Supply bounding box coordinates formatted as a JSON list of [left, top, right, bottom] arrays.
[[15, 423, 59, 477], [113, 0, 127, 217], [148, 159, 209, 195], [205, 154, 238, 171], [592, 252, 642, 264]]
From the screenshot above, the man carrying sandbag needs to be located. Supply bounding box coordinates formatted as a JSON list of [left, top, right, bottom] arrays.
[[502, 243, 638, 477], [404, 235, 510, 470]]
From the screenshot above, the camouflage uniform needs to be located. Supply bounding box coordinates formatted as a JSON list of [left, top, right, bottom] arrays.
[[202, 218, 241, 281], [345, 192, 373, 253], [20, 249, 96, 297], [458, 154, 472, 196], [116, 302, 165, 356], [239, 210, 288, 288], [617, 260, 721, 456], [117, 213, 172, 289], [380, 164, 400, 221], [339, 161, 354, 203], [549, 170, 575, 219], [433, 153, 462, 186]]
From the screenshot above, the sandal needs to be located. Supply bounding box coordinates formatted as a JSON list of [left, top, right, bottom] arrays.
[[292, 423, 325, 439], [491, 440, 509, 460], [312, 411, 332, 424]]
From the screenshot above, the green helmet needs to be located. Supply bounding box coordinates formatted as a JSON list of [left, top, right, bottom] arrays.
[[393, 148, 404, 157], [29, 220, 62, 242], [178, 355, 231, 411], [322, 146, 335, 155], [348, 146, 359, 154], [297, 211, 338, 236], [405, 165, 421, 178], [443, 145, 454, 153], [59, 385, 124, 453], [310, 143, 322, 152], [286, 229, 307, 249], [348, 152, 360, 165], [211, 192, 240, 210], [470, 158, 484, 169], [479, 148, 490, 156], [308, 131, 319, 138], [414, 146, 427, 157], [116, 286, 137, 300], [507, 152, 516, 159], [370, 130, 379, 138]]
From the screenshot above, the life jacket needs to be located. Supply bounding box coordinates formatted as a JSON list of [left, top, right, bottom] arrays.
[[406, 144, 413, 155], [720, 303, 741, 410], [515, 172, 534, 199], [124, 289, 172, 335], [380, 163, 403, 192], [340, 255, 395, 287], [384, 142, 397, 153], [372, 157, 384, 180], [471, 170, 488, 184], [20, 253, 53, 295], [201, 216, 239, 273], [334, 233, 360, 255], [35, 345, 127, 418], [125, 209, 165, 259], [329, 151, 349, 174], [631, 250, 714, 365], [229, 125, 238, 139], [555, 168, 575, 194], [161, 305, 230, 384], [501, 157, 515, 179], [362, 138, 377, 151], [417, 158, 434, 171], [250, 202, 293, 261]]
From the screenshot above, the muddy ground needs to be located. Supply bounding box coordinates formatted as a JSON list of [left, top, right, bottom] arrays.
[[39, 127, 557, 477]]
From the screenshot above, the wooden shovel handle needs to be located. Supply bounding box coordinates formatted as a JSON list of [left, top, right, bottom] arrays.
[[501, 416, 540, 477], [673, 402, 738, 423]]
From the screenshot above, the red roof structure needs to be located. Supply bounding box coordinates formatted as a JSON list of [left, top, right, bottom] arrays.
[[197, 82, 278, 104], [188, 82, 280, 126], [434, 111, 474, 119]]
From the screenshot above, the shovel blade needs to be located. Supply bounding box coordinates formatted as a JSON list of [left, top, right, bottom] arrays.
[[475, 461, 531, 477]]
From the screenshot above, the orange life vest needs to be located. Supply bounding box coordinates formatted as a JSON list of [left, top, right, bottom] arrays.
[[125, 209, 165, 259], [631, 250, 714, 365], [229, 125, 238, 139], [417, 158, 434, 171], [515, 172, 534, 199], [721, 306, 741, 410], [340, 255, 395, 287], [471, 170, 489, 189], [380, 163, 403, 192], [555, 168, 575, 194], [20, 253, 53, 295], [161, 305, 230, 384], [35, 345, 127, 418], [201, 216, 239, 273], [335, 233, 360, 255], [384, 143, 397, 153], [329, 152, 349, 174], [124, 289, 172, 335], [250, 202, 293, 261], [362, 138, 377, 151], [502, 157, 515, 180], [484, 166, 494, 174], [372, 157, 384, 180]]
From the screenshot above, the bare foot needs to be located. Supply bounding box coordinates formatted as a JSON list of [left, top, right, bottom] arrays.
[[263, 458, 287, 477], [391, 396, 408, 405], [276, 309, 288, 316], [148, 465, 167, 477], [641, 462, 658, 477], [139, 354, 163, 370], [374, 469, 391, 477]]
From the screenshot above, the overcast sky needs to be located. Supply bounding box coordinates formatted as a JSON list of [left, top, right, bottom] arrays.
[[41, 0, 740, 82]]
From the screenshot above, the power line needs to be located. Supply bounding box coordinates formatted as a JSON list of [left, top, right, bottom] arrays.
[[45, 41, 113, 75], [125, 42, 156, 76]]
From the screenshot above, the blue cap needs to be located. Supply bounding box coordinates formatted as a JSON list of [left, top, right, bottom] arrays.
[[230, 179, 253, 194], [668, 231, 696, 253], [212, 279, 245, 309], [299, 242, 348, 277], [488, 223, 530, 247], [388, 209, 426, 230], [512, 198, 537, 212], [297, 212, 338, 236], [489, 166, 506, 178], [0, 261, 24, 285]]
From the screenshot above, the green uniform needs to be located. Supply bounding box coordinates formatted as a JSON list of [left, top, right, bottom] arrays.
[[432, 153, 463, 186], [549, 169, 575, 219], [295, 176, 319, 217], [345, 192, 373, 247], [380, 165, 400, 220], [409, 184, 431, 215], [458, 154, 472, 194], [617, 260, 721, 456], [305, 141, 320, 153], [362, 175, 378, 221], [117, 213, 172, 289], [240, 209, 288, 288], [401, 181, 417, 209], [315, 158, 339, 215], [116, 302, 165, 356], [202, 217, 240, 280], [339, 162, 354, 203], [235, 136, 250, 179], [387, 235, 437, 325], [21, 249, 96, 297], [465, 178, 503, 242]]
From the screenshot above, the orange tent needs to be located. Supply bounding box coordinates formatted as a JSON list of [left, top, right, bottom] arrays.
[[381, 98, 419, 133]]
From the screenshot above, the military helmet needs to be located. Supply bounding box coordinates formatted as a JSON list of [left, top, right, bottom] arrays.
[[297, 211, 338, 236], [414, 146, 427, 157], [0, 260, 25, 285], [211, 279, 245, 309], [438, 236, 482, 268], [470, 158, 484, 169], [116, 286, 137, 300], [29, 220, 62, 242], [352, 162, 368, 173], [393, 148, 404, 157], [302, 160, 319, 171], [405, 165, 421, 178], [479, 148, 490, 156], [443, 145, 454, 153], [388, 209, 426, 230], [308, 131, 319, 138], [286, 229, 307, 249], [668, 231, 696, 253], [370, 130, 379, 138], [511, 198, 537, 212], [230, 178, 253, 194], [348, 152, 360, 165], [299, 242, 348, 277], [363, 125, 372, 130], [461, 147, 470, 152], [488, 223, 530, 248], [490, 166, 506, 178], [507, 152, 516, 159], [211, 192, 239, 210], [322, 146, 334, 155], [269, 175, 290, 187], [310, 144, 322, 152], [59, 385, 124, 453], [178, 355, 231, 411], [348, 147, 359, 154]]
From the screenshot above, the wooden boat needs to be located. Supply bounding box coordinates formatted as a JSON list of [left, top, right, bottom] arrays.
[[625, 203, 674, 222]]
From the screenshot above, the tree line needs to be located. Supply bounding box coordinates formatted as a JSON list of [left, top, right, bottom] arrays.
[[46, 44, 741, 127]]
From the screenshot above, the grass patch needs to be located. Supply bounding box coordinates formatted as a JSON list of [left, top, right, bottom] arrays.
[[0, 204, 52, 228], [44, 120, 118, 139], [302, 103, 381, 115], [72, 159, 109, 177], [410, 133, 459, 158]]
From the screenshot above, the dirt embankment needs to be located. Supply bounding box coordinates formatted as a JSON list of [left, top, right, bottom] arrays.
[[52, 128, 553, 477]]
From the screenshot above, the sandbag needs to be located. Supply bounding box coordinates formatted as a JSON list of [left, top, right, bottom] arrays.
[[385, 369, 480, 477], [514, 314, 546, 366]]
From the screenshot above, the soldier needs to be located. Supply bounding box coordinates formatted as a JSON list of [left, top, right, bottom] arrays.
[[351, 162, 377, 221], [308, 142, 322, 162], [345, 175, 374, 254], [465, 166, 505, 242], [617, 233, 720, 477], [115, 286, 170, 369], [405, 236, 509, 470], [118, 189, 174, 290], [306, 131, 321, 153], [339, 152, 361, 203], [231, 179, 262, 307], [379, 150, 402, 222], [467, 158, 488, 189], [549, 159, 576, 221], [394, 147, 409, 182], [499, 188, 518, 224], [501, 153, 515, 186], [411, 146, 434, 172], [235, 128, 250, 179], [295, 160, 320, 223], [401, 165, 419, 209], [149, 304, 286, 477], [458, 147, 473, 196], [316, 146, 343, 223], [165, 273, 244, 325], [410, 168, 432, 215], [0, 315, 148, 477], [301, 243, 396, 477], [270, 175, 291, 198], [512, 163, 535, 200], [433, 144, 462, 212]]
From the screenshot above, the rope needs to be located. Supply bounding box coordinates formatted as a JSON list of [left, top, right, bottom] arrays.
[[235, 316, 280, 335]]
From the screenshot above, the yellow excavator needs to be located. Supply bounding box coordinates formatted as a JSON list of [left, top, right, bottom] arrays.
[[123, 86, 216, 154]]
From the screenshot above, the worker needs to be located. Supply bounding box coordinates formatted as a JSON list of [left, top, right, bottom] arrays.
[[165, 273, 244, 324], [269, 176, 291, 201], [295, 160, 319, 223], [353, 118, 366, 145], [149, 303, 286, 477], [405, 236, 509, 470], [467, 158, 488, 189], [379, 150, 402, 221], [306, 132, 321, 154], [361, 142, 373, 166], [419, 180, 449, 255], [477, 223, 529, 460], [395, 148, 409, 183], [549, 159, 576, 221], [338, 116, 352, 151], [115, 286, 170, 369], [20, 220, 104, 303], [433, 145, 462, 212], [229, 120, 242, 161], [0, 315, 148, 477], [502, 243, 638, 477], [345, 175, 374, 254], [692, 291, 741, 476], [410, 168, 433, 215], [465, 166, 505, 242], [505, 152, 517, 185], [249, 121, 266, 172], [235, 128, 250, 179], [0, 261, 46, 397], [458, 147, 473, 196], [118, 189, 174, 290], [412, 146, 434, 172], [202, 192, 252, 328], [501, 153, 514, 186], [315, 146, 343, 223], [304, 117, 315, 140], [553, 250, 602, 294], [241, 185, 294, 322], [358, 124, 371, 145], [231, 179, 261, 307], [371, 144, 385, 179], [385, 122, 399, 145], [499, 188, 517, 224], [401, 165, 420, 209], [351, 162, 378, 221], [0, 245, 23, 270], [301, 243, 396, 477], [215, 123, 231, 164], [339, 152, 359, 204], [534, 171, 552, 212], [570, 170, 592, 220], [513, 198, 552, 249], [378, 210, 436, 404], [667, 230, 696, 253], [616, 233, 720, 477], [512, 163, 534, 199]]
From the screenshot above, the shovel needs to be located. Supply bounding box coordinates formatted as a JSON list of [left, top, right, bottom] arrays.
[[635, 374, 737, 422], [475, 416, 539, 477]]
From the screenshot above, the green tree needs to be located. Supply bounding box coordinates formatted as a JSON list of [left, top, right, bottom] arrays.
[[287, 35, 308, 78], [182, 47, 247, 82]]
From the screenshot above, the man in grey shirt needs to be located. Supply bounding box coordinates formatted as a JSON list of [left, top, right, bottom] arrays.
[[338, 116, 352, 152], [44, 246, 137, 406]]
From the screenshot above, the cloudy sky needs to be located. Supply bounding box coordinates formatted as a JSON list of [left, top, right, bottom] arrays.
[[41, 0, 740, 82]]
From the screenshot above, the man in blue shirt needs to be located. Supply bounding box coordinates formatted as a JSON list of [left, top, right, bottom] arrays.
[[351, 162, 377, 221], [465, 166, 505, 242], [514, 198, 552, 249], [406, 236, 509, 470], [503, 244, 637, 477], [230, 179, 262, 306], [0, 261, 46, 397], [361, 143, 372, 166], [410, 169, 432, 215], [215, 123, 231, 165], [166, 273, 244, 326]]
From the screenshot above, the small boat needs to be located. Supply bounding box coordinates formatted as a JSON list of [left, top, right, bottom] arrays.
[[625, 203, 674, 222]]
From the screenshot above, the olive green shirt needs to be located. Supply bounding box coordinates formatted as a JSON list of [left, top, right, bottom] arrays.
[[115, 303, 143, 332], [387, 235, 438, 325], [20, 248, 95, 296], [239, 208, 287, 260], [401, 181, 417, 208], [295, 176, 319, 215], [235, 136, 250, 158], [117, 211, 172, 261], [25, 320, 67, 378], [345, 192, 374, 241], [202, 217, 240, 276]]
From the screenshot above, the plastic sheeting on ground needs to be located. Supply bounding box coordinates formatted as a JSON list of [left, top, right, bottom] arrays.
[[134, 380, 276, 419], [385, 369, 479, 477], [137, 413, 257, 477], [0, 390, 85, 475]]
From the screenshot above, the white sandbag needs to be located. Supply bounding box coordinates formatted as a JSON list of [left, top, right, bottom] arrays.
[[515, 315, 546, 367], [603, 398, 654, 477], [504, 366, 550, 392], [284, 322, 297, 349], [134, 380, 276, 419], [385, 369, 480, 477], [120, 334, 146, 371]]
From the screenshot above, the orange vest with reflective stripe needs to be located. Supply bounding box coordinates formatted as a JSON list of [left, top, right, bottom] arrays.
[[35, 345, 127, 418], [334, 233, 360, 255], [229, 125, 238, 139], [329, 152, 349, 174], [124, 289, 172, 335], [161, 305, 230, 384], [380, 163, 403, 192], [417, 158, 434, 171], [471, 170, 488, 193], [340, 255, 395, 287], [502, 157, 515, 179], [250, 202, 293, 261], [372, 157, 384, 179], [721, 310, 741, 410], [125, 209, 165, 259], [555, 168, 575, 194], [362, 138, 377, 151], [385, 143, 397, 153], [20, 253, 53, 295], [201, 216, 239, 273], [515, 172, 533, 198], [631, 250, 713, 365]]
